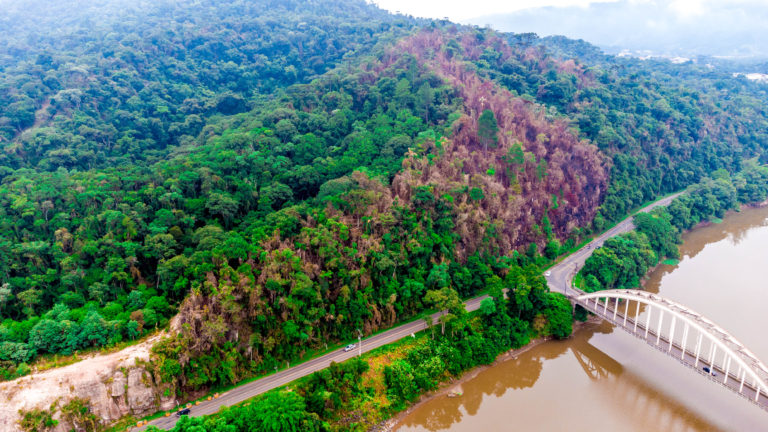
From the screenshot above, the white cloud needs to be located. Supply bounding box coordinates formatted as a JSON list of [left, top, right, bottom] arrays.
[[370, 0, 762, 23], [369, 0, 616, 22], [669, 0, 708, 18]]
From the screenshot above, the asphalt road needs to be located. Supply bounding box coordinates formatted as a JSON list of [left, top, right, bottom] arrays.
[[138, 296, 488, 430], [546, 192, 683, 296], [137, 192, 682, 431]]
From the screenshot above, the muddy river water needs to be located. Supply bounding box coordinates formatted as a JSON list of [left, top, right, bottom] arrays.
[[396, 205, 768, 431]]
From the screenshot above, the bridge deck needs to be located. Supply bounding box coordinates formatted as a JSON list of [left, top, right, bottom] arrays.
[[573, 296, 768, 412]]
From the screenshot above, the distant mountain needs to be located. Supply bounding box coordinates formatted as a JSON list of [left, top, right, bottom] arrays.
[[468, 0, 768, 60]]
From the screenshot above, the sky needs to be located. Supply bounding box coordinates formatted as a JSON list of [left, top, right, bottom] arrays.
[[369, 0, 744, 22], [369, 0, 602, 21]]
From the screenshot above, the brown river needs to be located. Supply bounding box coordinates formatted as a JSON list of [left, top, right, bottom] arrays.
[[395, 205, 768, 432]]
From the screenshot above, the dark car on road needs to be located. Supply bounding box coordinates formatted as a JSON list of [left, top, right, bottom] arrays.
[[176, 408, 191, 417], [703, 366, 717, 376]]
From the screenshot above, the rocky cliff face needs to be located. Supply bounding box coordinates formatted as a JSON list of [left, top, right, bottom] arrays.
[[0, 334, 176, 431]]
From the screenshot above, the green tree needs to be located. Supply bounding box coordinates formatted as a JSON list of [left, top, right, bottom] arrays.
[[477, 109, 499, 152], [383, 360, 418, 406], [79, 311, 109, 348], [206, 192, 240, 225], [544, 293, 573, 339], [633, 212, 680, 259], [245, 391, 325, 432], [424, 287, 465, 335], [144, 233, 178, 260], [417, 82, 434, 122], [479, 297, 496, 316]]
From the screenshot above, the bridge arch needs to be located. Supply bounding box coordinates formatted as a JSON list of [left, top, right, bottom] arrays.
[[574, 289, 768, 409]]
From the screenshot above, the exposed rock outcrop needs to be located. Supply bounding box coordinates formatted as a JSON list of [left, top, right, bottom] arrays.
[[126, 369, 156, 414], [0, 334, 175, 432]]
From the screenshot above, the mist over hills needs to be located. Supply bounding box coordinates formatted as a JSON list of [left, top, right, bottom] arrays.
[[469, 0, 768, 61]]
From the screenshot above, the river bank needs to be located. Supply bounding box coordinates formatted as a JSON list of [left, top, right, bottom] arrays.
[[638, 198, 768, 287], [379, 316, 601, 432], [689, 198, 768, 230]]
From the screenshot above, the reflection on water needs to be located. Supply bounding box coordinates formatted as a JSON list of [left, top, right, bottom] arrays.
[[400, 326, 609, 431], [396, 321, 724, 432], [396, 206, 768, 432], [644, 205, 768, 361], [645, 206, 768, 296]]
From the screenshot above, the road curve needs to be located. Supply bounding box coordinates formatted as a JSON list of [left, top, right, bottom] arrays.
[[546, 192, 682, 296], [137, 192, 682, 431]]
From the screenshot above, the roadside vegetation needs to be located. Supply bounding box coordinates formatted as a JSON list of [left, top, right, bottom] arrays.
[[579, 162, 768, 292], [147, 275, 572, 432]]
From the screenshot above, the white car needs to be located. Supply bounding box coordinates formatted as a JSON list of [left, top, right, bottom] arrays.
[[544, 270, 551, 277], [343, 344, 356, 352]]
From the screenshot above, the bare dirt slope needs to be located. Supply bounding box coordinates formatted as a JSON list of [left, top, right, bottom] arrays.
[[0, 333, 176, 432]]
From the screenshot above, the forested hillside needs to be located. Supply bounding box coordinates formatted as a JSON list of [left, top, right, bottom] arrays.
[[0, 0, 419, 170], [1, 0, 768, 415], [147, 29, 607, 393], [474, 33, 768, 226], [0, 0, 427, 378]]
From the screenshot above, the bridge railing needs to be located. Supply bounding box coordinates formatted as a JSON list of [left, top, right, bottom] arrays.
[[570, 289, 768, 412]]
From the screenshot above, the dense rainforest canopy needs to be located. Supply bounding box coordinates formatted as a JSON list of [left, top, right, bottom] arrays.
[[1, 0, 768, 399]]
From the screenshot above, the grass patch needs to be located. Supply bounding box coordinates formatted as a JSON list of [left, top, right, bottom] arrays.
[[337, 334, 425, 426], [571, 272, 585, 291], [662, 258, 680, 266], [710, 217, 723, 224], [105, 415, 140, 432]]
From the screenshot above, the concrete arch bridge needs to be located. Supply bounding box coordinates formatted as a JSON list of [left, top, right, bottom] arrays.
[[571, 289, 768, 411]]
